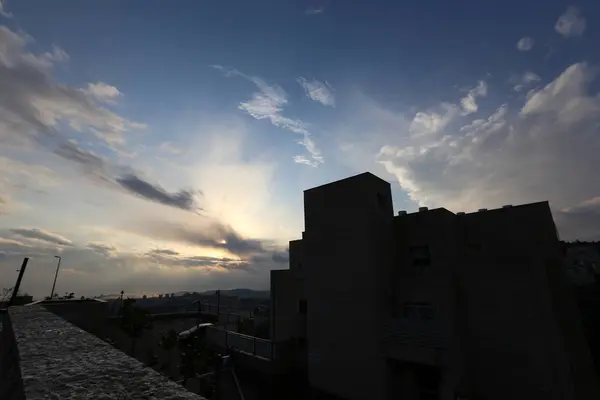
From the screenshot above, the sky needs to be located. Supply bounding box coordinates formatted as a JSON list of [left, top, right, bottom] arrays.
[[1, 0, 600, 299]]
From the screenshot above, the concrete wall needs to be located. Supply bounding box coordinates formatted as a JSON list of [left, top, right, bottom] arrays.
[[303, 172, 394, 400], [37, 299, 109, 338], [389, 208, 465, 400], [5, 306, 205, 399], [271, 269, 305, 343], [457, 203, 599, 400]]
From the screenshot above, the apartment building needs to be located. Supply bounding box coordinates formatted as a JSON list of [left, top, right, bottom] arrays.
[[271, 172, 599, 400]]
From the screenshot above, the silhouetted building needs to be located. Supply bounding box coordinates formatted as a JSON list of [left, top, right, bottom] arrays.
[[271, 172, 599, 400]]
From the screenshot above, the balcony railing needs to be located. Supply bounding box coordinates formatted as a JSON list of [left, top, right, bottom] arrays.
[[383, 318, 446, 349], [206, 326, 277, 360]]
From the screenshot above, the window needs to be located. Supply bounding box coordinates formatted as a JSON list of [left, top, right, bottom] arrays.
[[298, 299, 307, 315], [409, 245, 431, 267], [402, 303, 434, 321]]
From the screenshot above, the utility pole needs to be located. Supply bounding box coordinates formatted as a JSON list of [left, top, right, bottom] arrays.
[[49, 255, 61, 299], [216, 290, 221, 317], [9, 258, 29, 307]]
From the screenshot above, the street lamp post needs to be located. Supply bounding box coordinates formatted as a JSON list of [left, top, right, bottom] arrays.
[[50, 255, 62, 300]]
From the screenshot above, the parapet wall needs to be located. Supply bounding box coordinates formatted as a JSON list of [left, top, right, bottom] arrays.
[[1, 306, 206, 400]]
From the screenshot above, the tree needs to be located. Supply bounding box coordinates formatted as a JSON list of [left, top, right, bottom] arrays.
[[142, 294, 147, 299], [178, 332, 218, 396], [159, 329, 178, 378], [119, 298, 153, 356]]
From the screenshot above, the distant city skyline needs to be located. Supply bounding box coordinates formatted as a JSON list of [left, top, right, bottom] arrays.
[[1, 0, 600, 297]]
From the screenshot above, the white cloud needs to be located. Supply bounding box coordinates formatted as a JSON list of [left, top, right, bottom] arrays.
[[84, 82, 122, 104], [513, 71, 541, 92], [0, 26, 144, 152], [516, 37, 535, 51], [410, 103, 459, 137], [158, 141, 183, 155], [297, 77, 335, 107], [362, 63, 600, 240], [214, 66, 323, 167], [460, 80, 487, 115], [0, 0, 12, 18], [555, 6, 586, 37], [305, 7, 324, 15]]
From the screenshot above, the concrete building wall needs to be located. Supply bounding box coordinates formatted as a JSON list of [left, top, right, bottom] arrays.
[[270, 172, 599, 400], [303, 173, 393, 400], [389, 208, 466, 400], [270, 268, 305, 343], [457, 202, 599, 400]]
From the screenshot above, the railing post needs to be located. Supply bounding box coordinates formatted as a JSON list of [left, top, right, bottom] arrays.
[[253, 337, 256, 355]]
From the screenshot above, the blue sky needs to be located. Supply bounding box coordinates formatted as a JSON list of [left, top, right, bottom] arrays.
[[1, 0, 600, 298]]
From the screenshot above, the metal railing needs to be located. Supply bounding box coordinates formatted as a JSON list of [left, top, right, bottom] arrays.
[[206, 326, 276, 360], [383, 318, 446, 349]]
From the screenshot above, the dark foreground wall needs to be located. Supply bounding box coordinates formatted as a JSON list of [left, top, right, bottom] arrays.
[[0, 309, 25, 400], [0, 306, 207, 399]]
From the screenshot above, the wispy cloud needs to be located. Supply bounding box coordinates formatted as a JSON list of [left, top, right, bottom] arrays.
[[116, 173, 200, 212], [460, 80, 487, 115], [297, 78, 335, 107], [512, 71, 541, 92], [158, 141, 183, 155], [213, 65, 324, 167], [305, 7, 324, 15], [555, 6, 586, 38], [86, 242, 117, 258], [83, 82, 122, 104], [0, 25, 203, 217], [54, 141, 203, 212], [516, 37, 535, 51], [11, 227, 73, 246], [0, 0, 12, 18]]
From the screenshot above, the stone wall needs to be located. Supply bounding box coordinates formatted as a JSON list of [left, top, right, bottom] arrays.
[[2, 306, 206, 399]]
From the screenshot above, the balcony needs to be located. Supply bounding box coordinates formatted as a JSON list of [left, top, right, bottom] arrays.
[[0, 306, 206, 399]]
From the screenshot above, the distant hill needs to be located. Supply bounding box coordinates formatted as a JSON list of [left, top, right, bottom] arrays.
[[199, 289, 270, 299]]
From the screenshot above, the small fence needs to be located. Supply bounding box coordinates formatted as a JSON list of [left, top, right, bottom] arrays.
[[206, 326, 276, 360]]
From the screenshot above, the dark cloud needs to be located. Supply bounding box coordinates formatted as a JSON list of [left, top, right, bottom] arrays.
[[116, 173, 200, 212], [148, 249, 180, 256], [0, 26, 201, 214], [54, 141, 106, 171], [86, 242, 117, 257], [132, 220, 271, 258], [554, 198, 600, 241], [0, 237, 276, 298], [146, 249, 249, 270], [10, 228, 72, 246], [272, 252, 289, 264]]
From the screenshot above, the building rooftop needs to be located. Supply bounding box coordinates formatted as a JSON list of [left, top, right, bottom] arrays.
[[304, 171, 390, 193], [395, 200, 551, 218], [1, 306, 206, 400]]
